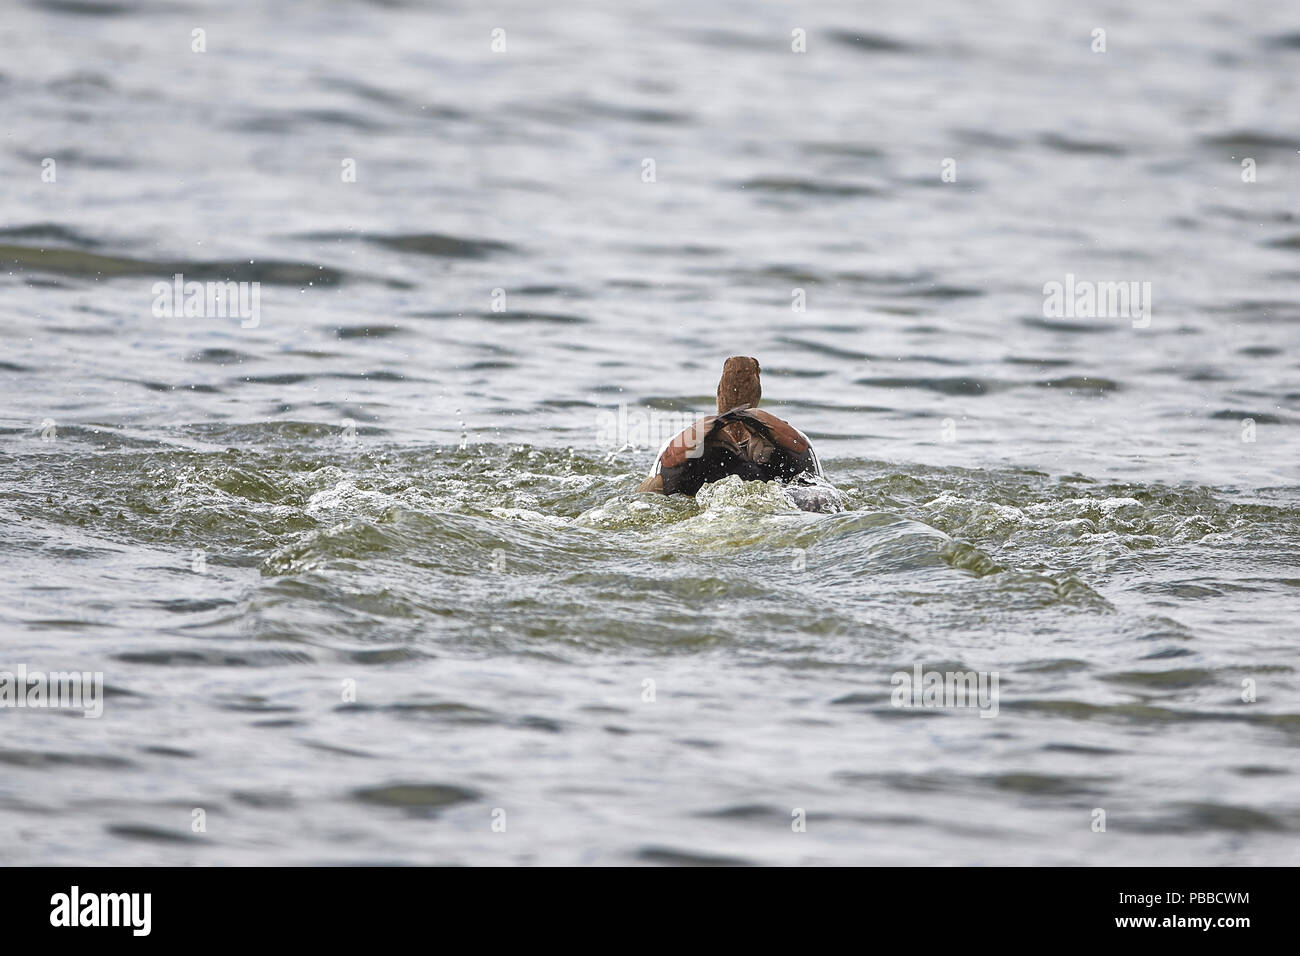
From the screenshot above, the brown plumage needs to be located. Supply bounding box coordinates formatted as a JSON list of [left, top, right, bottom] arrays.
[[638, 356, 826, 499], [716, 355, 762, 413]]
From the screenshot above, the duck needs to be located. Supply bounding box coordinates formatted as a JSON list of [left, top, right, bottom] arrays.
[[637, 356, 842, 512]]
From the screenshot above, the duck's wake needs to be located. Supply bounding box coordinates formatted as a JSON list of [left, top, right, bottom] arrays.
[[781, 472, 846, 514]]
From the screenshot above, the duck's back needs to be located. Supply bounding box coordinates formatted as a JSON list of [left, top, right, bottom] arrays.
[[639, 407, 822, 496]]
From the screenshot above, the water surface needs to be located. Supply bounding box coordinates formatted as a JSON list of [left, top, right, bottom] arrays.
[[1, 0, 1298, 865]]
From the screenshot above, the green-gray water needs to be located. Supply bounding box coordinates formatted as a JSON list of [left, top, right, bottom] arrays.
[[2, 0, 1298, 864]]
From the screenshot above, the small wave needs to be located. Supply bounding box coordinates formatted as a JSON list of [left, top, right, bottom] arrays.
[[1039, 133, 1127, 156], [855, 376, 1009, 396], [0, 243, 371, 287], [300, 231, 516, 259], [735, 177, 880, 197], [826, 30, 920, 54]]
